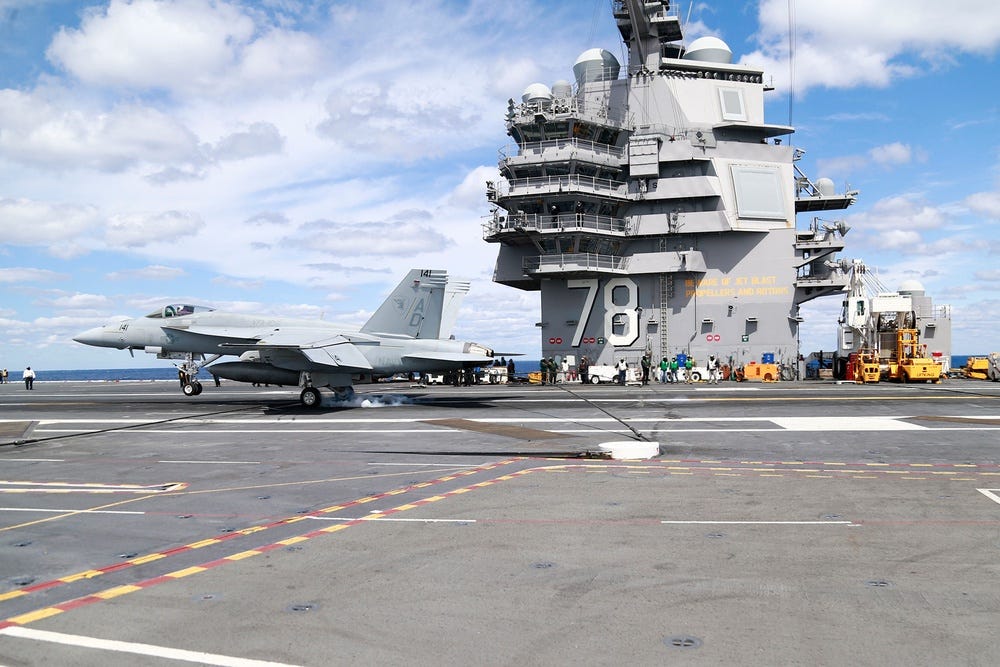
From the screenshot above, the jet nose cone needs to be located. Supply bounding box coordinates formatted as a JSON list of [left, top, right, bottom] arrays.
[[73, 326, 109, 347]]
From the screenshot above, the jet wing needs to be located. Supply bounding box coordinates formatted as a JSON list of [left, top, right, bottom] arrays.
[[253, 328, 375, 371]]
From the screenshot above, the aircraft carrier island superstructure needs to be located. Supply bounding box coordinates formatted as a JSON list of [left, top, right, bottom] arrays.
[[485, 0, 859, 373]]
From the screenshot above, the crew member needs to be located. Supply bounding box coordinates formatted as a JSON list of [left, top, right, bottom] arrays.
[[707, 355, 720, 384], [23, 366, 35, 390]]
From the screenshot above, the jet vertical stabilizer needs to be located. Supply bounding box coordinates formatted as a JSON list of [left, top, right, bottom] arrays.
[[360, 269, 449, 338], [439, 279, 471, 339]]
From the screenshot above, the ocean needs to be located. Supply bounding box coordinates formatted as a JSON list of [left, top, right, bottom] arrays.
[[9, 356, 980, 383]]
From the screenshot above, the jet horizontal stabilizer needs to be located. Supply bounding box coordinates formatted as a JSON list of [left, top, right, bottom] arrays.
[[300, 342, 374, 370]]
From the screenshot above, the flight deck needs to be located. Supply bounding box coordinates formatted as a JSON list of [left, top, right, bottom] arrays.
[[2, 380, 999, 665]]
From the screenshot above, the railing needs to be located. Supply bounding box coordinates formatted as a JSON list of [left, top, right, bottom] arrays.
[[613, 0, 678, 22], [498, 138, 624, 161], [501, 174, 627, 198], [795, 268, 848, 286], [523, 254, 630, 273], [483, 213, 629, 239], [513, 96, 628, 126]]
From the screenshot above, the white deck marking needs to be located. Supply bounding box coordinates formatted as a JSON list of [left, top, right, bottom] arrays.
[[977, 489, 1000, 505], [3, 458, 64, 462], [22, 415, 1000, 436], [0, 626, 302, 666], [769, 417, 924, 431], [0, 507, 145, 515], [661, 520, 855, 525], [368, 462, 494, 467], [158, 460, 261, 465]]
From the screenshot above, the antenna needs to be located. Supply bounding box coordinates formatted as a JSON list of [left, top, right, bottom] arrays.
[[787, 0, 796, 132]]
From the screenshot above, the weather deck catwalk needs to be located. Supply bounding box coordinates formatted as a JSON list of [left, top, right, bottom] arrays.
[[485, 0, 861, 373]]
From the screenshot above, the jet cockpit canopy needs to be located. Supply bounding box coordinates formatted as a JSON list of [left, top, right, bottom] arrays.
[[146, 304, 215, 319]]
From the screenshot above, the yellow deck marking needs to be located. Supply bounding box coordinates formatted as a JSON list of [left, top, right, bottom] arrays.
[[319, 524, 348, 533], [128, 554, 165, 565], [96, 585, 143, 599], [8, 607, 63, 625], [186, 539, 220, 549], [166, 566, 206, 579]]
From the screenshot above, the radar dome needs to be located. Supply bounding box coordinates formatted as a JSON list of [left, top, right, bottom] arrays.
[[898, 280, 925, 294], [683, 36, 733, 64], [521, 83, 552, 104], [815, 177, 835, 196], [551, 79, 573, 98], [572, 48, 620, 85]]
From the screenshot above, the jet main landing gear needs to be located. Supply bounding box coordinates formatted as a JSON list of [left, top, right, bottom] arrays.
[[300, 387, 322, 408]]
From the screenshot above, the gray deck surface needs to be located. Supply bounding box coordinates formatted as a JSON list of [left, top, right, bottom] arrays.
[[1, 379, 999, 665]]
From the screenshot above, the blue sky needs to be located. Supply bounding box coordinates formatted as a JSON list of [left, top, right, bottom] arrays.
[[0, 0, 998, 371]]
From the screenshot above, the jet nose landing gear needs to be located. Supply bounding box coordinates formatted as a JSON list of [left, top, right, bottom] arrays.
[[182, 381, 203, 396]]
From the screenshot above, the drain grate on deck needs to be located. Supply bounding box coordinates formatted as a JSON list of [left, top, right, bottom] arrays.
[[663, 635, 702, 649]]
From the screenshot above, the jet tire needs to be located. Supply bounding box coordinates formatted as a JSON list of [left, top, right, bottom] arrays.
[[300, 387, 322, 408], [182, 382, 200, 397]]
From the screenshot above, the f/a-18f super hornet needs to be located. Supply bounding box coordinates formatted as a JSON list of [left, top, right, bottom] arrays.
[[73, 269, 494, 407]]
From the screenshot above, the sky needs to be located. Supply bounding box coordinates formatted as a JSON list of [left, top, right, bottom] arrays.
[[0, 0, 998, 371]]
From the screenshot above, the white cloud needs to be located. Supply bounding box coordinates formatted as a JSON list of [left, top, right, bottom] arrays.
[[209, 122, 284, 161], [106, 265, 187, 281], [815, 154, 868, 178], [878, 229, 923, 248], [48, 293, 113, 310], [966, 191, 1000, 219], [45, 0, 321, 98], [0, 267, 68, 283], [105, 210, 205, 247], [211, 275, 263, 290], [0, 89, 203, 171], [0, 198, 101, 244], [245, 211, 290, 226], [848, 194, 948, 231], [868, 142, 917, 167], [448, 165, 498, 210], [744, 0, 1000, 93], [281, 215, 453, 257]]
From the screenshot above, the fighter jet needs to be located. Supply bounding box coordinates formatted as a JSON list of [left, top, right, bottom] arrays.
[[73, 269, 494, 407]]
